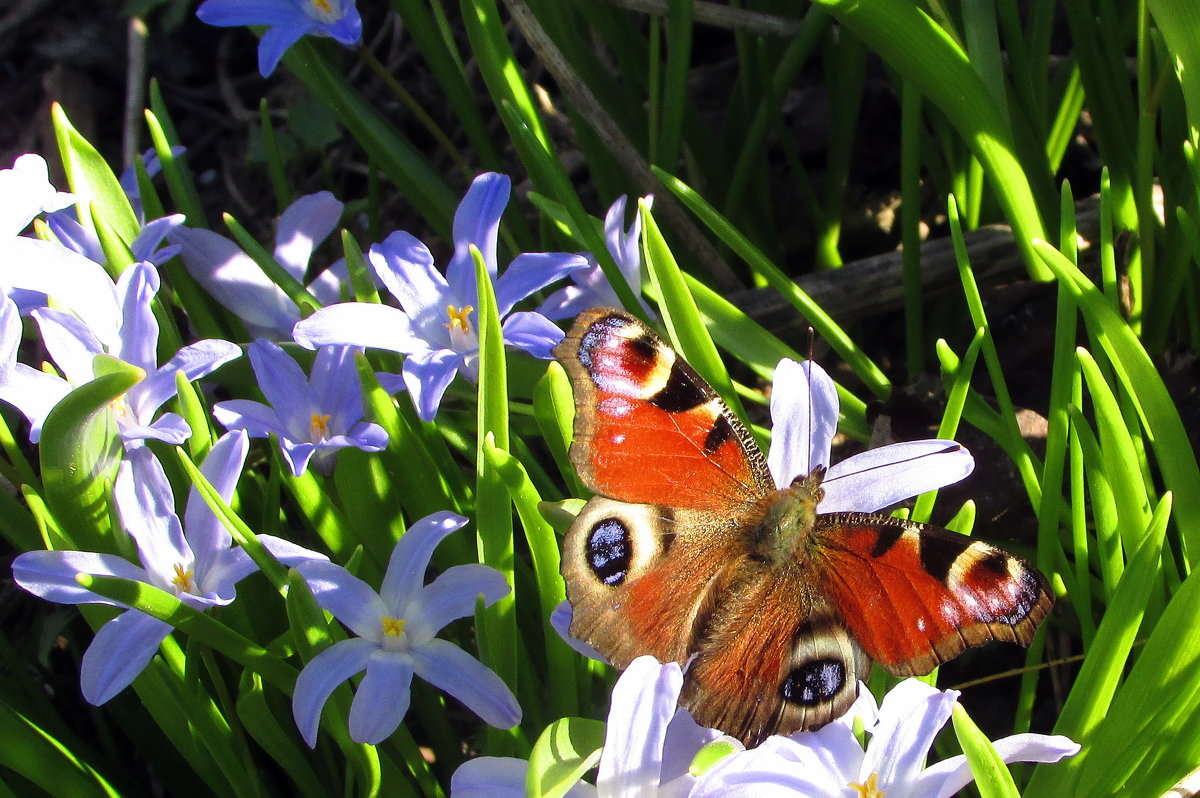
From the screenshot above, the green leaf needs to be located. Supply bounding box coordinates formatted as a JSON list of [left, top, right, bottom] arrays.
[[0, 703, 120, 798], [235, 672, 327, 798], [525, 717, 605, 798], [40, 366, 142, 550], [951, 704, 1020, 798], [640, 199, 747, 423], [51, 104, 138, 246], [1035, 239, 1200, 564]]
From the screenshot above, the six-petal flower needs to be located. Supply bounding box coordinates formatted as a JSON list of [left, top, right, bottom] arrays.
[[293, 172, 587, 421], [213, 338, 387, 476], [11, 432, 327, 704], [292, 511, 520, 746], [196, 0, 363, 77]]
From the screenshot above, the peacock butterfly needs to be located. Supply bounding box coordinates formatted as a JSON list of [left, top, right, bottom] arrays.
[[552, 307, 1053, 746]]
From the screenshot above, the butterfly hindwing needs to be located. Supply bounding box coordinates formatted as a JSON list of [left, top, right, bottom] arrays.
[[553, 308, 774, 513], [815, 513, 1054, 675], [679, 563, 871, 746], [562, 497, 745, 668]]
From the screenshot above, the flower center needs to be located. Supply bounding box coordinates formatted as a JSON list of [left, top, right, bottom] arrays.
[[171, 563, 196, 594], [380, 616, 408, 649], [309, 412, 332, 442], [306, 0, 339, 23], [848, 772, 886, 798], [109, 393, 131, 421], [444, 304, 474, 333]]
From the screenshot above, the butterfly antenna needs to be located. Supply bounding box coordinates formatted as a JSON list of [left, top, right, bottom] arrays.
[[806, 327, 815, 473]]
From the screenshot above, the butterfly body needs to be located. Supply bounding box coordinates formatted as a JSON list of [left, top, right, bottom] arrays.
[[554, 307, 1053, 746]]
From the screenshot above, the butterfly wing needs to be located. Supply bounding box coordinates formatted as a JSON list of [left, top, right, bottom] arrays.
[[678, 561, 872, 746], [815, 513, 1054, 675], [552, 307, 774, 512], [554, 308, 775, 679]]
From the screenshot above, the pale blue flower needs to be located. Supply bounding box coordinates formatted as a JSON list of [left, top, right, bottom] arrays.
[[451, 656, 720, 797], [0, 261, 240, 444], [196, 0, 363, 77], [538, 195, 654, 320], [690, 678, 1080, 797], [453, 659, 1079, 798], [213, 339, 387, 476], [170, 191, 349, 337], [766, 358, 974, 510], [292, 511, 519, 746], [11, 432, 327, 704], [293, 172, 587, 421]]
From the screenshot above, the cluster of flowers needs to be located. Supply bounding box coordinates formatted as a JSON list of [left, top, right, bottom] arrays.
[[1, 148, 1076, 792]]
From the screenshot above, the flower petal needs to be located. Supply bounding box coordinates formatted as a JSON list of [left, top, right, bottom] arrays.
[[0, 153, 75, 236], [185, 430, 249, 564], [293, 302, 423, 354], [863, 679, 958, 792], [292, 637, 378, 747], [0, 363, 71, 443], [450, 757, 535, 798], [115, 447, 191, 584], [492, 252, 587, 317], [500, 311, 565, 360], [171, 225, 297, 335], [295, 561, 388, 639], [31, 307, 105, 384], [247, 339, 316, 435], [407, 564, 510, 642], [821, 440, 975, 514], [410, 638, 521, 728], [767, 359, 839, 489], [120, 413, 192, 446], [446, 173, 509, 292], [348, 652, 415, 744], [550, 600, 608, 663], [213, 399, 285, 438], [368, 231, 449, 339], [274, 192, 343, 279], [128, 337, 242, 422], [81, 610, 172, 704], [916, 732, 1081, 798], [257, 24, 312, 77], [0, 237, 119, 342], [403, 348, 463, 422], [309, 345, 363, 432], [597, 656, 683, 794], [130, 214, 186, 264], [688, 743, 836, 797], [114, 262, 160, 371], [12, 549, 148, 607], [195, 0, 305, 26], [380, 511, 469, 612]]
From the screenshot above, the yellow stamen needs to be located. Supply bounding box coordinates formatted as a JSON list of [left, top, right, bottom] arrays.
[[848, 772, 886, 798], [109, 393, 130, 420], [171, 563, 195, 593], [309, 412, 332, 441], [444, 304, 474, 333], [310, 0, 333, 13], [381, 617, 406, 638]]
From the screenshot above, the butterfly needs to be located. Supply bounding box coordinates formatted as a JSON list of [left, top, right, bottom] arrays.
[[552, 307, 1053, 747]]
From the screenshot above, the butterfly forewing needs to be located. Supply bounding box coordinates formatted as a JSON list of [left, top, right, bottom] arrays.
[[815, 514, 1054, 675], [553, 308, 774, 512]]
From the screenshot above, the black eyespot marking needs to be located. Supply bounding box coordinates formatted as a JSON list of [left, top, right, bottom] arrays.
[[870, 526, 904, 558], [780, 658, 845, 706], [703, 415, 735, 454], [586, 517, 633, 586], [979, 551, 1009, 575], [649, 364, 707, 412], [918, 534, 961, 584], [629, 334, 657, 363]]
